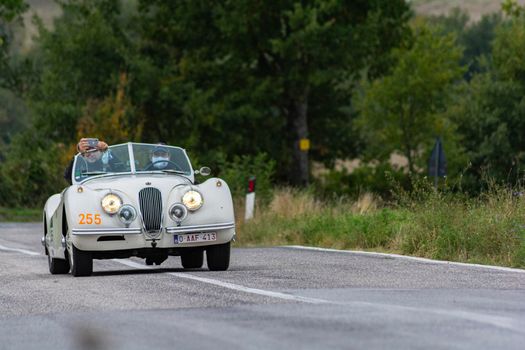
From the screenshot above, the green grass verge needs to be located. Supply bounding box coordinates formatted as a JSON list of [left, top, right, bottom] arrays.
[[235, 188, 525, 269], [0, 207, 41, 222]]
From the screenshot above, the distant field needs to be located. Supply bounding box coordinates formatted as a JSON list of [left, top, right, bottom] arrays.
[[23, 1, 525, 26], [413, 0, 525, 21]]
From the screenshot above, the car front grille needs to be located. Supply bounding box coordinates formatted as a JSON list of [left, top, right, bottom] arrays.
[[138, 187, 162, 233]]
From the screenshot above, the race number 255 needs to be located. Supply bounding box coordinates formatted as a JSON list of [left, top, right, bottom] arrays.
[[78, 214, 102, 225]]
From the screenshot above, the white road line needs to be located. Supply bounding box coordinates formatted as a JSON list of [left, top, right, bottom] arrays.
[[0, 243, 41, 256], [168, 273, 330, 304], [284, 245, 525, 274], [112, 258, 330, 304], [0, 246, 329, 304]]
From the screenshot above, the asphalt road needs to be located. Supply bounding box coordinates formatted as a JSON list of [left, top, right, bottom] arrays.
[[1, 223, 524, 350]]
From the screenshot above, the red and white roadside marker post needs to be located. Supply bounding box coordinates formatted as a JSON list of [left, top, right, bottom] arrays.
[[244, 176, 256, 221]]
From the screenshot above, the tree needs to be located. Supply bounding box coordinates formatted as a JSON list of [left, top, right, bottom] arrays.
[[139, 0, 411, 185], [0, 0, 29, 160], [427, 8, 501, 80], [0, 0, 28, 91], [30, 0, 135, 143], [0, 0, 27, 21], [449, 10, 525, 187], [355, 23, 464, 174]]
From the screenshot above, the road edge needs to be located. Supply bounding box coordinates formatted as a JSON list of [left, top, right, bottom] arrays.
[[283, 245, 525, 274]]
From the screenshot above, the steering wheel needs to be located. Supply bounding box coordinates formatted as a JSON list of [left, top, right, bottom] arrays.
[[144, 160, 184, 171]]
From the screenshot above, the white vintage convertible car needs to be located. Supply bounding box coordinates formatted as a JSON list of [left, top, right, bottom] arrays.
[[42, 142, 235, 276]]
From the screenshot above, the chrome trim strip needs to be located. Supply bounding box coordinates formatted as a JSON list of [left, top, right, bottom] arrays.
[[128, 142, 136, 173], [165, 222, 235, 234], [72, 228, 142, 236]]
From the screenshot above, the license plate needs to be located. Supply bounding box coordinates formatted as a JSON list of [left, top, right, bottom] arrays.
[[174, 232, 217, 244]]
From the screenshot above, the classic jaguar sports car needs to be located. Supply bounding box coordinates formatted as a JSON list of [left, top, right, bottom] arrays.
[[42, 142, 235, 276]]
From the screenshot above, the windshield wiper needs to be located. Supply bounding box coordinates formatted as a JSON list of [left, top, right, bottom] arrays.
[[160, 169, 187, 175], [82, 171, 109, 176]]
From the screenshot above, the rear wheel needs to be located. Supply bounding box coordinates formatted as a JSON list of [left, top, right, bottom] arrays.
[[206, 242, 230, 271], [70, 245, 93, 277], [48, 252, 70, 274], [181, 250, 204, 269]]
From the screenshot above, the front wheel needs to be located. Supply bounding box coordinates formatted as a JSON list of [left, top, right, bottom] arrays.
[[206, 242, 230, 271], [48, 253, 70, 274], [70, 245, 93, 277], [181, 250, 203, 269]]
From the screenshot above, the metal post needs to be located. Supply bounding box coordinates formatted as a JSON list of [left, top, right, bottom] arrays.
[[245, 176, 256, 221]]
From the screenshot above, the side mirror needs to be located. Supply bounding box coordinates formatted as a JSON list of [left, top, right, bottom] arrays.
[[195, 166, 211, 176]]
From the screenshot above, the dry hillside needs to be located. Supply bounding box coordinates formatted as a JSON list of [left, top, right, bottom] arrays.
[[413, 0, 525, 21]]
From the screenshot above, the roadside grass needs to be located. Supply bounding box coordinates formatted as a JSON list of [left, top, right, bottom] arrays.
[[0, 207, 41, 222], [235, 187, 525, 268]]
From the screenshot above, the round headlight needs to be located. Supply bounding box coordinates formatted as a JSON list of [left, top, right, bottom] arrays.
[[169, 203, 188, 222], [182, 190, 203, 211], [101, 193, 122, 215], [118, 204, 137, 225]]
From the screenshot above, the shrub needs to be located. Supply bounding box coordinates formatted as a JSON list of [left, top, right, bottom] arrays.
[[215, 153, 275, 203]]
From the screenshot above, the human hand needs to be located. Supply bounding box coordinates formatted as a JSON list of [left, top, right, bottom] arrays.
[[97, 141, 108, 151], [77, 138, 108, 153]]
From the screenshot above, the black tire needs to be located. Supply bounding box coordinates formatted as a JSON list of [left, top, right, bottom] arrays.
[[146, 254, 168, 266], [206, 242, 230, 271], [48, 253, 70, 274], [181, 250, 204, 269], [70, 245, 93, 277]]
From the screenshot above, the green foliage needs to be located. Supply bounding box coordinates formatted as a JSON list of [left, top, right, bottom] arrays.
[[138, 0, 411, 183], [0, 130, 67, 207], [0, 0, 27, 22], [0, 0, 28, 91], [0, 207, 41, 222], [355, 22, 464, 174], [239, 187, 525, 268], [446, 16, 525, 190], [502, 0, 525, 18], [215, 153, 276, 203], [427, 8, 501, 79], [316, 163, 407, 199], [31, 0, 134, 142], [0, 88, 30, 157]]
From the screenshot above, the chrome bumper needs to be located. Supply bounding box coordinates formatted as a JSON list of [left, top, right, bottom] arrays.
[[165, 222, 235, 234], [71, 228, 142, 236], [71, 222, 235, 236]]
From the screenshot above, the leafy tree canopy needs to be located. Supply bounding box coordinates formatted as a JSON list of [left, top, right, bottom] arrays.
[[137, 0, 411, 184], [355, 23, 464, 175]]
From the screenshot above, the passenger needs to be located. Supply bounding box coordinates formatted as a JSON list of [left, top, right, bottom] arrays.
[[64, 138, 109, 184]]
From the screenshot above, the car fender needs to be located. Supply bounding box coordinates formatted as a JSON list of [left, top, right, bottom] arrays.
[[44, 191, 67, 259], [63, 184, 142, 232], [166, 177, 235, 227]]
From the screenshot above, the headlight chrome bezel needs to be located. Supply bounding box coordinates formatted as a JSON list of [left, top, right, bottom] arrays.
[[101, 193, 123, 215], [182, 190, 203, 211], [118, 204, 137, 225], [169, 203, 188, 222]]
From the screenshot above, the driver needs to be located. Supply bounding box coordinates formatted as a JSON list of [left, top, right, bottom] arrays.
[[144, 144, 174, 170], [63, 138, 109, 184]]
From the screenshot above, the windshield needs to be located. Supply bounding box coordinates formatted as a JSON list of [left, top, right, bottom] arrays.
[[73, 144, 131, 183], [133, 143, 192, 174], [72, 143, 192, 183]]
